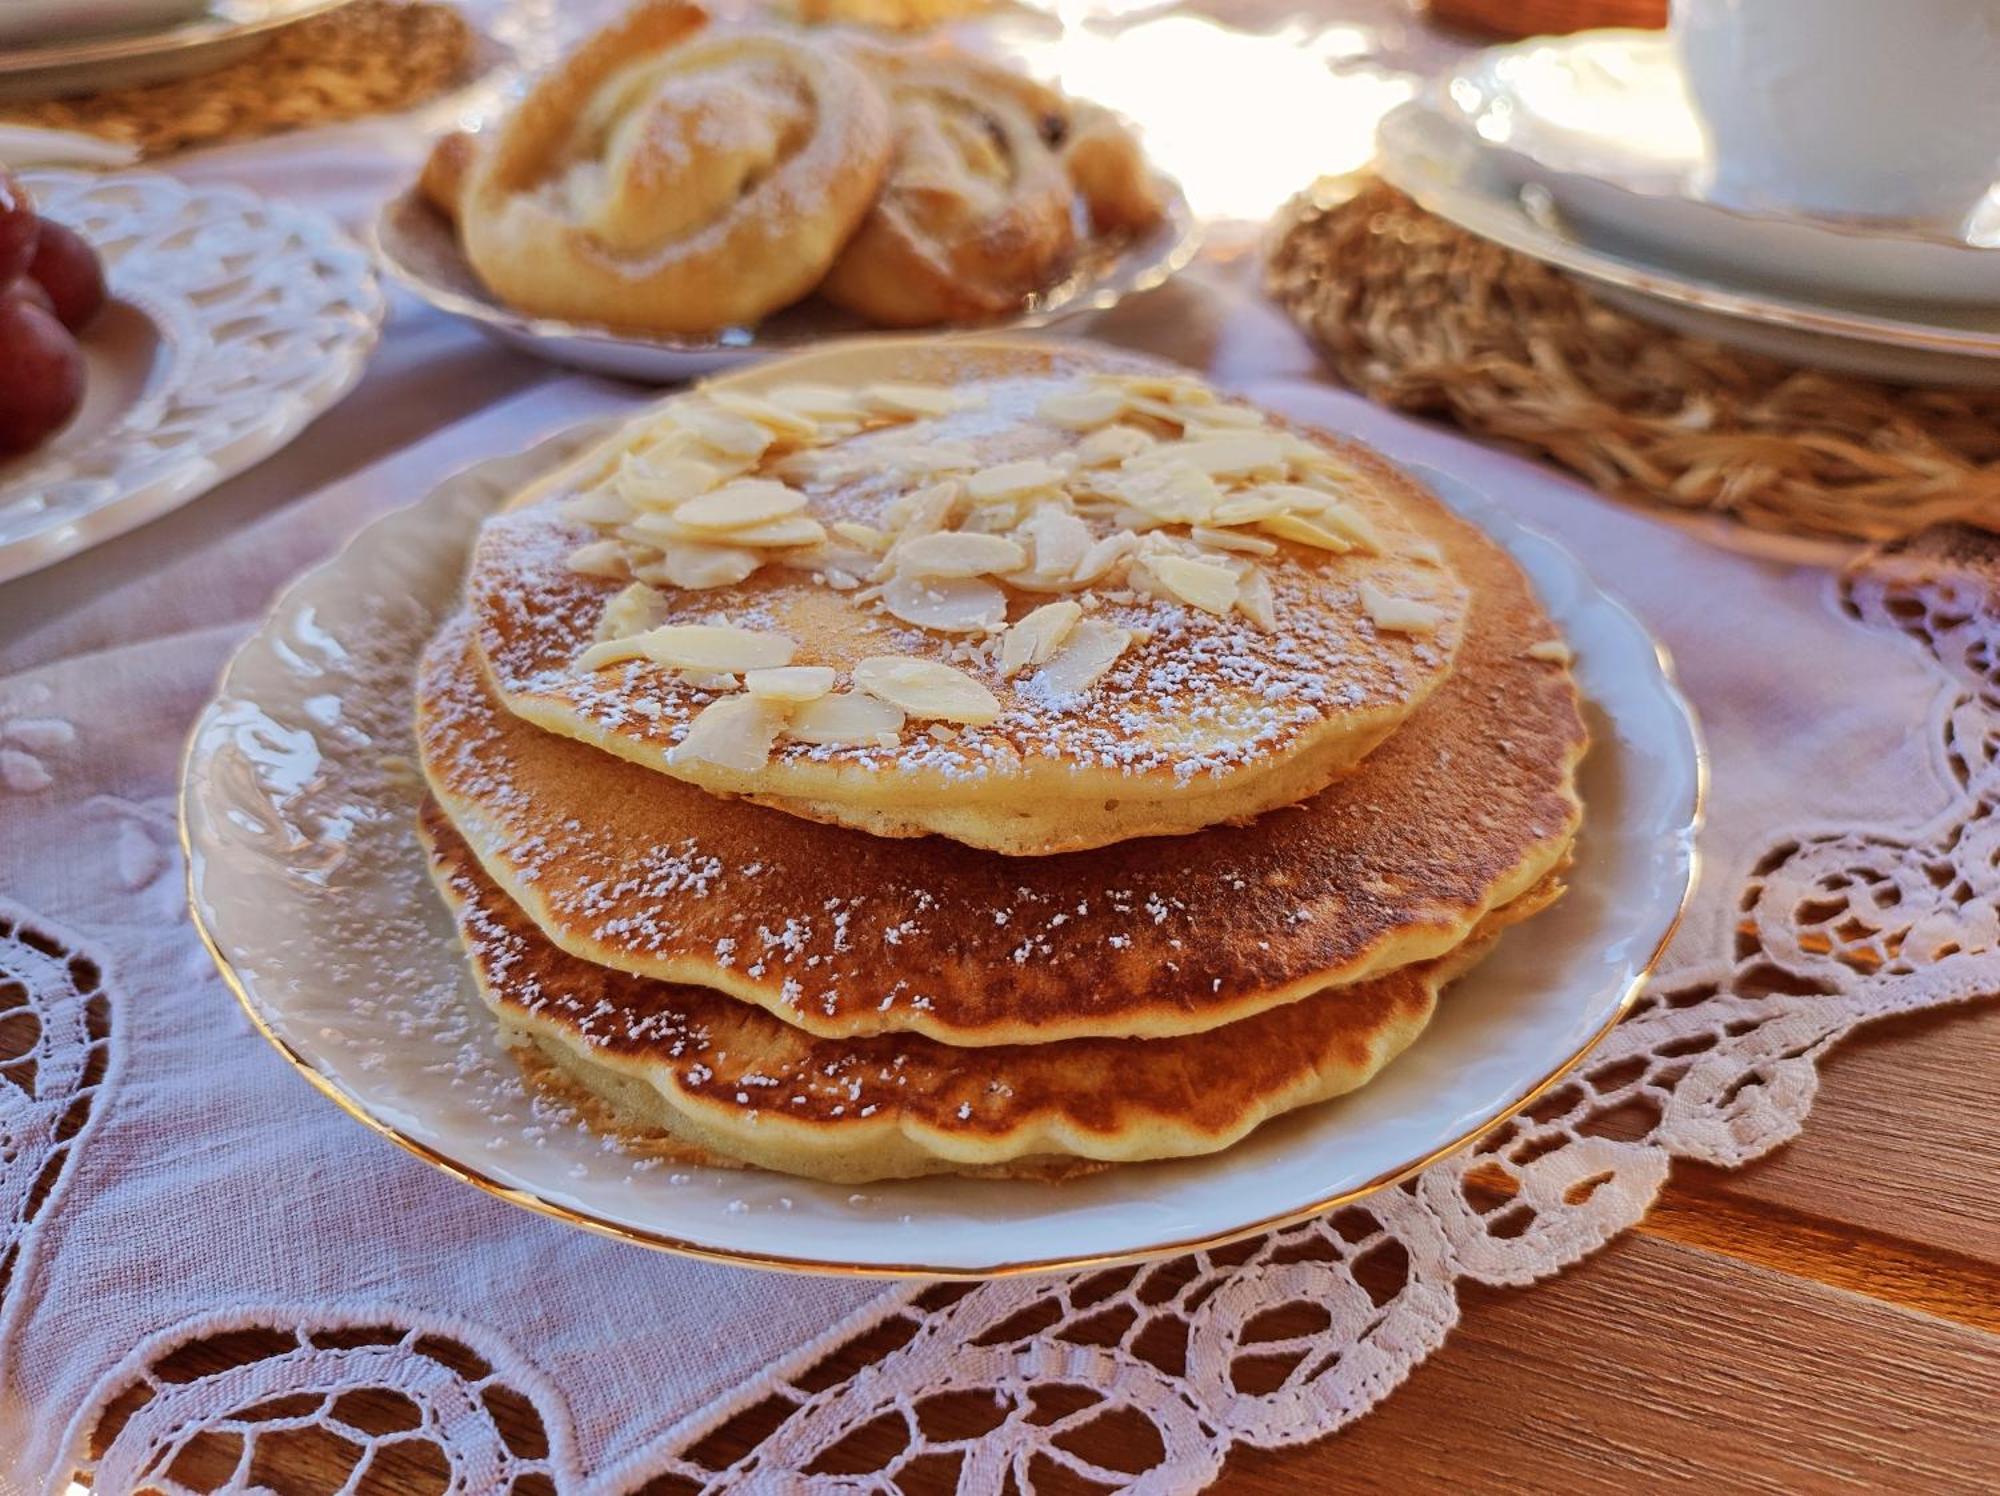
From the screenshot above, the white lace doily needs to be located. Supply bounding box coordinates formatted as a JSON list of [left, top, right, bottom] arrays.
[[0, 374, 1992, 1491]]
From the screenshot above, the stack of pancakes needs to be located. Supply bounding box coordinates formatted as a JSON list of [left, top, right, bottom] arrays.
[[414, 339, 1587, 1183]]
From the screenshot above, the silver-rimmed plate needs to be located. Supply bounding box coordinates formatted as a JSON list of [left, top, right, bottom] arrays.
[[0, 169, 382, 584], [371, 181, 1202, 382], [181, 368, 1701, 1278], [0, 0, 356, 99], [1376, 99, 2000, 388]]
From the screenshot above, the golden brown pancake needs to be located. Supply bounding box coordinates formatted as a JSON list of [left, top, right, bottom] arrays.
[[468, 340, 1470, 855], [422, 804, 1563, 1181], [416, 478, 1585, 1047]]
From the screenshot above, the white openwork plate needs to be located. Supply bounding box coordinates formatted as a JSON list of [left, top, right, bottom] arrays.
[[0, 169, 382, 585], [1376, 99, 2000, 388], [371, 180, 1203, 382], [0, 0, 356, 97], [182, 418, 1701, 1278]]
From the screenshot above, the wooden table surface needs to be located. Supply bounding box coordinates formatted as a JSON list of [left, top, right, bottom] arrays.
[[112, 991, 1999, 1493]]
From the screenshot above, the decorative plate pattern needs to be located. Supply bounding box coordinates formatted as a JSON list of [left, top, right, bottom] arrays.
[[0, 169, 382, 584], [179, 417, 1700, 1276]]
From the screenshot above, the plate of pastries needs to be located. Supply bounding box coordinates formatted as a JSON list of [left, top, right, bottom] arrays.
[[182, 337, 1700, 1275], [375, 1, 1197, 379]]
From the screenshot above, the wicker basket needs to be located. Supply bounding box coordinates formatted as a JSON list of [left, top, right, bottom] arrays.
[[1424, 0, 1667, 38]]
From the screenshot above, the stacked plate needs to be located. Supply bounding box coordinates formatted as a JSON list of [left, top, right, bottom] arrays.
[[1374, 29, 2000, 386]]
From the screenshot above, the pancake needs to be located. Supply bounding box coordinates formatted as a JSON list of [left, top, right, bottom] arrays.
[[422, 804, 1564, 1181], [468, 340, 1470, 855], [417, 481, 1586, 1047]]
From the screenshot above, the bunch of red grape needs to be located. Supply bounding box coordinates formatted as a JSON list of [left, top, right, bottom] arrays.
[[1, 166, 107, 458]]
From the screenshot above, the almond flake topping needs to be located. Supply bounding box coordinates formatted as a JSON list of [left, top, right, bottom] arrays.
[[617, 455, 724, 510], [744, 665, 837, 702], [853, 656, 1002, 724], [1526, 639, 1574, 664], [636, 543, 761, 591], [879, 574, 1008, 634], [1359, 582, 1444, 636], [1149, 554, 1241, 615], [1038, 386, 1126, 430], [674, 401, 774, 458], [998, 600, 1082, 676], [671, 479, 810, 533], [1025, 618, 1133, 702], [1258, 513, 1357, 553], [785, 691, 905, 746], [892, 531, 1027, 578], [865, 382, 973, 418], [566, 538, 630, 579], [595, 582, 669, 641], [670, 694, 789, 771], [576, 623, 796, 674], [966, 459, 1065, 502], [705, 387, 823, 441]]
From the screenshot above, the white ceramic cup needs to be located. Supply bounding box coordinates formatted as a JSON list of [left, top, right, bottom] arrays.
[[1673, 0, 2000, 224]]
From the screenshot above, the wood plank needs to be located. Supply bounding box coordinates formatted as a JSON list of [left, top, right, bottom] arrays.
[[1688, 1000, 2000, 1268], [1216, 1233, 2000, 1495]]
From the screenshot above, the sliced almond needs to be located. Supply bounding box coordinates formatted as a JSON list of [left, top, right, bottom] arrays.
[[831, 520, 891, 553], [1092, 371, 1214, 406], [673, 401, 774, 459], [1208, 493, 1292, 527], [705, 387, 821, 441], [966, 459, 1065, 503], [1527, 639, 1573, 664], [595, 582, 670, 641], [1309, 500, 1388, 555], [1235, 569, 1278, 631], [636, 543, 762, 591], [578, 623, 796, 673], [1025, 618, 1133, 702], [671, 479, 809, 533], [1258, 513, 1357, 553], [744, 665, 837, 702], [1038, 385, 1126, 430], [1149, 554, 1241, 615], [881, 480, 961, 538], [562, 488, 638, 526], [669, 694, 789, 771], [998, 599, 1082, 676], [566, 538, 632, 579], [767, 382, 866, 421], [786, 691, 906, 746], [1191, 525, 1278, 556], [706, 514, 827, 549], [1106, 461, 1221, 525], [880, 574, 1007, 633], [1016, 504, 1091, 580], [853, 655, 1002, 724], [892, 531, 1027, 578], [1075, 425, 1155, 467], [1130, 431, 1288, 479], [1360, 582, 1445, 636], [865, 382, 971, 418], [1071, 528, 1139, 585], [616, 454, 723, 511], [1181, 400, 1267, 430]]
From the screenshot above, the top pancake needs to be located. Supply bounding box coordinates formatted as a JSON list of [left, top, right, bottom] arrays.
[[468, 340, 1470, 854], [418, 468, 1586, 1046]]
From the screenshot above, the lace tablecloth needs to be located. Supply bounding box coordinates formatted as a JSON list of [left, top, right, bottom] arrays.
[[4, 4, 1997, 1492]]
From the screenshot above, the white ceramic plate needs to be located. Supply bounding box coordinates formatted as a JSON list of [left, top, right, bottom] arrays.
[[0, 169, 382, 584], [1376, 99, 2000, 388], [1439, 32, 2000, 308], [0, 0, 353, 97], [181, 413, 1700, 1277], [371, 182, 1203, 382]]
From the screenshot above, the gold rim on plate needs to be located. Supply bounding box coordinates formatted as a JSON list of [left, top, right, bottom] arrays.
[[178, 401, 1705, 1281], [0, 0, 357, 72]]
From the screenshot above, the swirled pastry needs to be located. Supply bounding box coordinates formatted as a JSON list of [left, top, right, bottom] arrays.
[[817, 48, 1080, 326], [455, 2, 893, 334]]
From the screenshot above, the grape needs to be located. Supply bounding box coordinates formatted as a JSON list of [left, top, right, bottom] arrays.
[[0, 169, 38, 287], [26, 220, 105, 334], [0, 295, 84, 457]]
